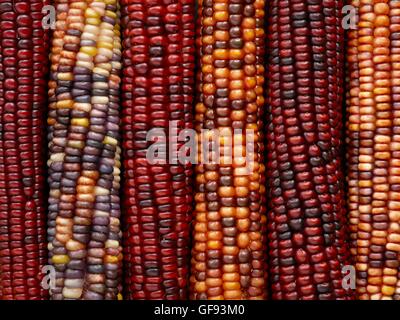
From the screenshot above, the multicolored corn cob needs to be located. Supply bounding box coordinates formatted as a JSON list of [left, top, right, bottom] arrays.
[[46, 0, 123, 300], [347, 0, 400, 300], [190, 0, 268, 300], [121, 0, 195, 300], [0, 0, 49, 300], [266, 0, 352, 300]]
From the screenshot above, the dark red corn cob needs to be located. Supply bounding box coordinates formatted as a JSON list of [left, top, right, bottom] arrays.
[[0, 0, 49, 300], [266, 0, 353, 300], [121, 0, 195, 300]]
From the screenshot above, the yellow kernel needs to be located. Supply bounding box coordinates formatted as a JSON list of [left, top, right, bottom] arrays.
[[85, 8, 100, 19], [71, 118, 89, 127], [81, 46, 97, 56], [52, 255, 70, 264], [104, 136, 118, 146]]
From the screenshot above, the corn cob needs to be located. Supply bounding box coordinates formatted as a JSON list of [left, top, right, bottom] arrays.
[[347, 0, 400, 300], [346, 0, 360, 274], [190, 0, 268, 300], [47, 0, 123, 300], [121, 0, 195, 300], [266, 0, 353, 299], [0, 0, 49, 300]]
